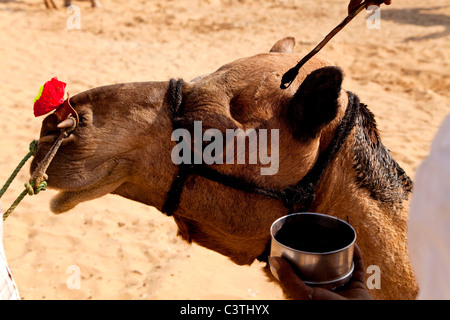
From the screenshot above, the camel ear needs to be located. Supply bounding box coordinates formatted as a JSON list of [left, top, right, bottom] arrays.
[[270, 37, 296, 53], [287, 66, 343, 141]]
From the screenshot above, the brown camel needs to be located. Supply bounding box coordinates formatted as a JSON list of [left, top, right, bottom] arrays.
[[31, 37, 418, 299]]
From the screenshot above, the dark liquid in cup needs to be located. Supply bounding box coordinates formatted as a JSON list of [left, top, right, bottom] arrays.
[[274, 215, 354, 253]]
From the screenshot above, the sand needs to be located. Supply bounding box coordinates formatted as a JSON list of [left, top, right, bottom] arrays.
[[0, 0, 448, 300]]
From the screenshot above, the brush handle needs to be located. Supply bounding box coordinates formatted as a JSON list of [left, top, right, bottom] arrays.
[[280, 1, 371, 89]]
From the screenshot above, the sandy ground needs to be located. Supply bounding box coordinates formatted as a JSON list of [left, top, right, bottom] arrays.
[[0, 0, 449, 300]]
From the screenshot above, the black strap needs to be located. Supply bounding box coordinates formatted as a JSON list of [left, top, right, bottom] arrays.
[[161, 79, 187, 215], [281, 91, 361, 211], [162, 79, 360, 218]]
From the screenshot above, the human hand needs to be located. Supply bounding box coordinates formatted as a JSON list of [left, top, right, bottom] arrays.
[[269, 244, 373, 300], [348, 0, 392, 14]]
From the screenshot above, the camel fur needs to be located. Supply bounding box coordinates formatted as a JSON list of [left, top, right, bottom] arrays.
[[31, 37, 418, 299]]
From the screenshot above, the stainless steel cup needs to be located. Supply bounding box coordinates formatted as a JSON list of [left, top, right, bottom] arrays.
[[270, 212, 356, 290]]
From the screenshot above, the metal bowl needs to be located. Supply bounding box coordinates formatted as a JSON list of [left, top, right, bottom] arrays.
[[270, 212, 356, 290]]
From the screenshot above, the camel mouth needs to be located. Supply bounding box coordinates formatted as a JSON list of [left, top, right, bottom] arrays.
[[51, 188, 95, 214], [30, 133, 78, 191], [50, 174, 124, 214], [44, 157, 126, 213]]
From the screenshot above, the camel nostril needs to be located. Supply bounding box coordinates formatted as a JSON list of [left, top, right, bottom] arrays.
[[38, 130, 61, 146], [39, 115, 64, 145], [43, 130, 61, 137], [40, 114, 59, 134]]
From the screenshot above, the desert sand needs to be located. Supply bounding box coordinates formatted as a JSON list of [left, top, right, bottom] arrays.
[[0, 0, 449, 300]]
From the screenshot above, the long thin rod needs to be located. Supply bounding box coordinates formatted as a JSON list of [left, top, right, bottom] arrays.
[[280, 1, 370, 89]]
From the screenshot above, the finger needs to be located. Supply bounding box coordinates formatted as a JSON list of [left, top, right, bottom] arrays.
[[269, 257, 314, 300], [369, 0, 391, 6], [348, 0, 363, 13], [349, 244, 367, 286]]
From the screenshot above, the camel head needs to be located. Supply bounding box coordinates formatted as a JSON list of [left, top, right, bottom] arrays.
[[32, 80, 176, 213], [31, 37, 417, 299], [32, 37, 349, 215]]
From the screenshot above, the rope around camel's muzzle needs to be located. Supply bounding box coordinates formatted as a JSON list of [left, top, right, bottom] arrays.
[[0, 120, 76, 221]]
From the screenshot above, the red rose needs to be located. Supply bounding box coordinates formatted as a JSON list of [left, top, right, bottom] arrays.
[[33, 77, 67, 117]]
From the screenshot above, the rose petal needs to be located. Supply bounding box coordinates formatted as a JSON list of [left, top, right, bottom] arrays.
[[33, 77, 67, 117]]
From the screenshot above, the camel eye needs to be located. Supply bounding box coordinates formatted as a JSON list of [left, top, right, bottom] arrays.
[[78, 114, 87, 127], [77, 112, 94, 128]]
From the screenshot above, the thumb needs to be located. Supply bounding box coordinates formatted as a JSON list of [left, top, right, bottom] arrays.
[[269, 257, 314, 300]]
